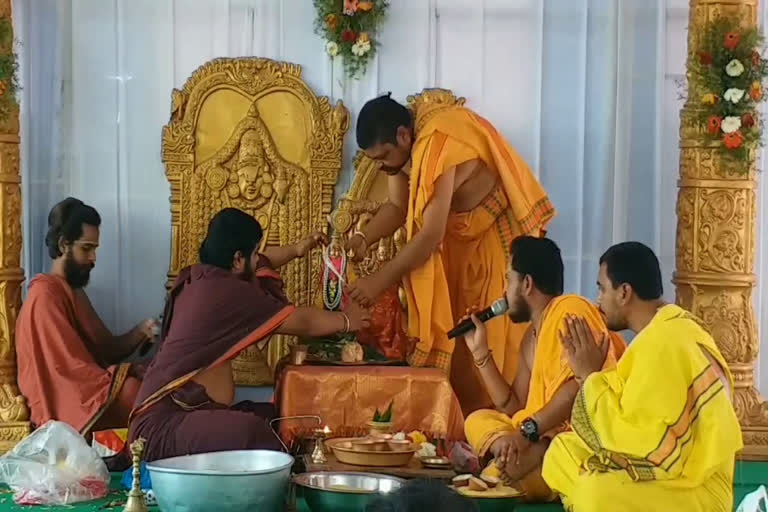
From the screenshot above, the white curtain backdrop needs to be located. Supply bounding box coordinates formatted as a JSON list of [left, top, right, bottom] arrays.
[[13, 0, 767, 388]]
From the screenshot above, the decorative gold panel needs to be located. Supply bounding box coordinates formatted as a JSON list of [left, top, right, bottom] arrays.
[[676, 0, 767, 459], [0, 0, 31, 451], [162, 58, 349, 386]]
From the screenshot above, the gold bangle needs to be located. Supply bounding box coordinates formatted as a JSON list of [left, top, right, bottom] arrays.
[[473, 350, 493, 368], [340, 312, 351, 333]]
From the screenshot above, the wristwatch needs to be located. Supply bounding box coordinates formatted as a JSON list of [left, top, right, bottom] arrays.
[[520, 417, 540, 443]]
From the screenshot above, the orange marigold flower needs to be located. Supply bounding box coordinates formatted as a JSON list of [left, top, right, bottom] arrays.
[[325, 14, 339, 31], [750, 81, 763, 101], [707, 116, 722, 135], [723, 131, 744, 149], [742, 112, 755, 128], [358, 1, 374, 11], [724, 32, 741, 50]]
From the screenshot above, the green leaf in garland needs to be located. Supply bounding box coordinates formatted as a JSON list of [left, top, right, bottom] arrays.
[[0, 18, 19, 122]]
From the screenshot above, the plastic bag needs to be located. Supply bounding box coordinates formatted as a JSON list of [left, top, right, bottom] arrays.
[[737, 485, 768, 512], [0, 421, 110, 505]]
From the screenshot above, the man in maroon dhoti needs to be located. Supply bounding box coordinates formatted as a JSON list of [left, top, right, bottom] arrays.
[[129, 208, 370, 460]]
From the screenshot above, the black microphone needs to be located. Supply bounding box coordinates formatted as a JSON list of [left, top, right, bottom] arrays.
[[447, 297, 509, 339]]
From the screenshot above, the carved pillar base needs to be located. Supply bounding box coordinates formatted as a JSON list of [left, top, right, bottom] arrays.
[[677, 0, 767, 459]]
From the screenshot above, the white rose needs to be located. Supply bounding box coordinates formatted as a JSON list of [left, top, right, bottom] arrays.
[[726, 59, 745, 77], [326, 41, 339, 57], [724, 88, 746, 104], [721, 116, 742, 133]]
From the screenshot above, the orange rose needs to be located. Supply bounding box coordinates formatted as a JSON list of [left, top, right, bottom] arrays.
[[358, 1, 374, 11], [343, 0, 359, 14], [325, 14, 339, 31], [357, 32, 370, 44], [723, 131, 744, 149], [750, 81, 763, 101], [742, 112, 755, 128], [724, 32, 741, 50], [707, 116, 722, 135]]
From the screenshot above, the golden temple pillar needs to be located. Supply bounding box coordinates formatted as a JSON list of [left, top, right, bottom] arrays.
[[676, 0, 767, 459], [0, 0, 30, 451]]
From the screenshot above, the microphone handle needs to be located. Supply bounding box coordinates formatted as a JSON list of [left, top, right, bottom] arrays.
[[447, 307, 498, 339]]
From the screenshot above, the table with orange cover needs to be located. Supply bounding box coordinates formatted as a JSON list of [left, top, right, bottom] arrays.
[[277, 365, 465, 444]]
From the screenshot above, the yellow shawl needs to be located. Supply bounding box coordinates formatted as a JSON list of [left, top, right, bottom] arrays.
[[465, 295, 625, 456], [566, 304, 742, 483]]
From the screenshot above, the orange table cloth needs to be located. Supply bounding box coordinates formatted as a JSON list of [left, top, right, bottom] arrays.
[[277, 365, 465, 443]]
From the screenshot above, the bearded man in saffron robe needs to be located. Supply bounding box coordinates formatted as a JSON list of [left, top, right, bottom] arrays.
[[17, 197, 158, 435]]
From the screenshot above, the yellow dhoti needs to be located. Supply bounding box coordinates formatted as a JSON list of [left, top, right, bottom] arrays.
[[404, 103, 555, 414], [542, 305, 743, 512], [544, 434, 735, 512]]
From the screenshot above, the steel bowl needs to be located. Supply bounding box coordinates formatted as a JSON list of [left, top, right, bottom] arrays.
[[295, 471, 405, 512], [147, 450, 294, 512]]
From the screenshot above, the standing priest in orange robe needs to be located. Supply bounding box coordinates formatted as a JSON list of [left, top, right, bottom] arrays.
[[16, 198, 158, 435], [347, 93, 555, 414]]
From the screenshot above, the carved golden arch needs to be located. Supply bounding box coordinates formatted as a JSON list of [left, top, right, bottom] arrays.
[[162, 58, 349, 386]]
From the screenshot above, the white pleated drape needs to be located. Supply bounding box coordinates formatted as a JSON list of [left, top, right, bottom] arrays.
[[13, 0, 767, 387]]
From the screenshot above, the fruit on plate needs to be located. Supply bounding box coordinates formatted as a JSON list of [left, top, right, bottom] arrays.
[[468, 477, 489, 492], [481, 475, 500, 489], [452, 475, 472, 488]]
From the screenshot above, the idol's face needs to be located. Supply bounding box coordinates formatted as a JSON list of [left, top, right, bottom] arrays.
[[62, 224, 99, 288], [596, 263, 628, 331], [363, 126, 413, 175], [505, 265, 531, 324]]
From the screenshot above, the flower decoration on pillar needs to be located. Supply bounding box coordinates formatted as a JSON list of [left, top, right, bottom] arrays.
[[0, 18, 18, 121], [314, 0, 389, 79], [688, 17, 768, 169]]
